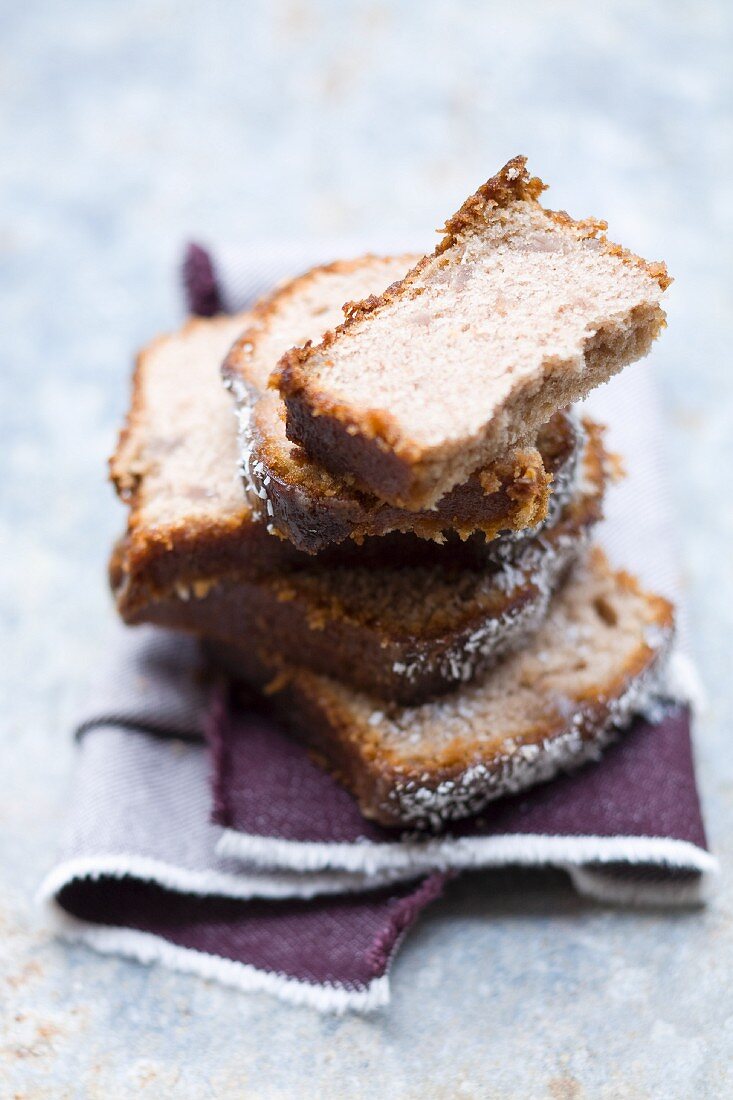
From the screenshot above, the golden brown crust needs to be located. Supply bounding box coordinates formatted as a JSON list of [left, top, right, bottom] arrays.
[[436, 155, 547, 251], [109, 515, 306, 617]]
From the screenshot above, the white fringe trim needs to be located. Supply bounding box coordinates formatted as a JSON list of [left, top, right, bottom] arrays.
[[45, 906, 389, 1013], [565, 864, 712, 907], [36, 854, 412, 907], [38, 837, 714, 1012], [216, 829, 717, 895]]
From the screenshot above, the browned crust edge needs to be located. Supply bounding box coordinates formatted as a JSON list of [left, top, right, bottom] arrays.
[[253, 439, 552, 554]]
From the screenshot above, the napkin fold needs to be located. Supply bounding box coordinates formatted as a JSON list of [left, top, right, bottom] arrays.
[[39, 242, 715, 1014], [39, 628, 447, 1012], [212, 687, 712, 905]]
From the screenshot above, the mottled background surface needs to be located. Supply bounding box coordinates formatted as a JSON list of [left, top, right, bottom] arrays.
[[1, 1, 732, 1096]]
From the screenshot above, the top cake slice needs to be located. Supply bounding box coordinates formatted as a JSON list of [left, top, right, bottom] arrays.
[[274, 156, 670, 509], [223, 254, 580, 554]]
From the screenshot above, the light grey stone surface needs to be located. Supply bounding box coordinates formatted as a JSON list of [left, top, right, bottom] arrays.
[[1, 1, 731, 1095]]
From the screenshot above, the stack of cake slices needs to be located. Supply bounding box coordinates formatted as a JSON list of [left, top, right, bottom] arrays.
[[109, 157, 675, 829]]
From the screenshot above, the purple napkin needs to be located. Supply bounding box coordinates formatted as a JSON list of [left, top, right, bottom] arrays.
[[213, 691, 711, 906], [38, 242, 715, 1014], [38, 628, 710, 1013]]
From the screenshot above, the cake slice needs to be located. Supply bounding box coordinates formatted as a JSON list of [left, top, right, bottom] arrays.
[[109, 314, 312, 614], [206, 548, 675, 828], [224, 256, 580, 553], [126, 421, 606, 703], [274, 156, 670, 509]]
